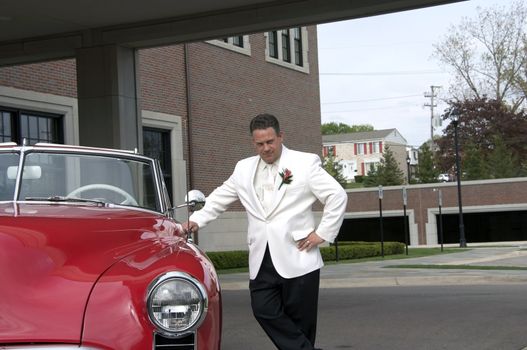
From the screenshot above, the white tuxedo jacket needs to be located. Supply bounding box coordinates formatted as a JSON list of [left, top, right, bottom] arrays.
[[190, 146, 348, 279]]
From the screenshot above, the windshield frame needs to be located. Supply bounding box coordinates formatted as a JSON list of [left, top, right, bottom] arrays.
[[0, 143, 168, 214]]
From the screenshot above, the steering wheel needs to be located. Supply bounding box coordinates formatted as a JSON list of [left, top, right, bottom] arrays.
[[67, 184, 138, 205]]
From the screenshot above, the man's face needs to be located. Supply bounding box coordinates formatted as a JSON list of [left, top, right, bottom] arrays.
[[252, 127, 283, 164]]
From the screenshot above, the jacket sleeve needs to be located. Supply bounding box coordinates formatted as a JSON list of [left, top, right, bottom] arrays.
[[189, 170, 239, 229], [308, 154, 348, 243]]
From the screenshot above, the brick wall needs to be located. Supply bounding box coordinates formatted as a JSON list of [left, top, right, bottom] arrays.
[[345, 178, 527, 245], [184, 27, 321, 195], [138, 46, 188, 117], [0, 59, 77, 97]]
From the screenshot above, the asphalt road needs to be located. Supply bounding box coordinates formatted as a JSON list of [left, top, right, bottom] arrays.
[[219, 246, 527, 349], [221, 284, 527, 350]]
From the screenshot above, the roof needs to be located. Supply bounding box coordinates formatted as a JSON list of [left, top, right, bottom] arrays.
[[322, 128, 405, 143]]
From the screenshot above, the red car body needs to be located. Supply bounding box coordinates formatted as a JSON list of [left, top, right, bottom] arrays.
[[0, 143, 221, 349]]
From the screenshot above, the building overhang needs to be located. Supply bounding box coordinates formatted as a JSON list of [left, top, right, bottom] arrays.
[[0, 0, 464, 66]]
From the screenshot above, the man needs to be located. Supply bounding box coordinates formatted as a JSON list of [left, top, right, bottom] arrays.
[[183, 113, 347, 350]]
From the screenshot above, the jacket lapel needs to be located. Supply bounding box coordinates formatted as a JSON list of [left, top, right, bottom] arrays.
[[250, 156, 268, 218]]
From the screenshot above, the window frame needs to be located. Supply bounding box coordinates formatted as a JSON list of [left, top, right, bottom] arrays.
[[356, 142, 366, 155], [373, 141, 380, 154], [0, 86, 78, 145], [265, 27, 309, 73], [0, 107, 64, 145], [141, 110, 187, 220], [207, 35, 252, 56], [143, 126, 173, 203]]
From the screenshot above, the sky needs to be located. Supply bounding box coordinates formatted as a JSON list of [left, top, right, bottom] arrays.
[[317, 0, 517, 147]]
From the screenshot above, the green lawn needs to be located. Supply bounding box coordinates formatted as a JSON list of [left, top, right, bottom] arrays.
[[385, 264, 527, 271], [324, 247, 468, 265]]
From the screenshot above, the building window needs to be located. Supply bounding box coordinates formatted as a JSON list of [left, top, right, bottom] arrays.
[[265, 27, 309, 73], [373, 142, 380, 153], [143, 127, 173, 203], [223, 35, 244, 48], [269, 31, 278, 58], [281, 29, 291, 63], [365, 161, 379, 173], [0, 108, 63, 145], [323, 145, 336, 157], [207, 35, 251, 56], [356, 142, 366, 155], [0, 111, 12, 143], [293, 27, 303, 66]]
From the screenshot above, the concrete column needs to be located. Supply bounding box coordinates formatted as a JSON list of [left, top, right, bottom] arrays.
[[76, 45, 142, 151]]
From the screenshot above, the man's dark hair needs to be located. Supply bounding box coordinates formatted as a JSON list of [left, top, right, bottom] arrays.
[[250, 113, 281, 135]]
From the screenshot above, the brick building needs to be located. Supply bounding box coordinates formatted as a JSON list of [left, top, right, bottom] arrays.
[[0, 27, 322, 250]]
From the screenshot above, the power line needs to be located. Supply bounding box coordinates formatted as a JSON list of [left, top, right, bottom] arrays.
[[321, 105, 411, 113], [320, 69, 444, 76], [322, 94, 422, 105], [318, 40, 431, 50]]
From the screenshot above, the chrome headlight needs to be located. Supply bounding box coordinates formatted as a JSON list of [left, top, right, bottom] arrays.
[[147, 272, 208, 335]]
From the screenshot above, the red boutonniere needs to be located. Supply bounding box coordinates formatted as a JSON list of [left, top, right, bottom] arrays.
[[278, 168, 293, 190]]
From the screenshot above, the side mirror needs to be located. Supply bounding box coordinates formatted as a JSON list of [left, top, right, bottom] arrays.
[[176, 189, 206, 212], [173, 190, 205, 244]]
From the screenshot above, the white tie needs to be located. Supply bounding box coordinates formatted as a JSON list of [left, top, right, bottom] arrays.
[[262, 163, 276, 212]]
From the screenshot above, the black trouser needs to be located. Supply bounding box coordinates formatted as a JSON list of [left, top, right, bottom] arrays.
[[249, 246, 320, 350]]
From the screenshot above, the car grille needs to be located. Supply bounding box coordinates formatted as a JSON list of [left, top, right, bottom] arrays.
[[154, 332, 196, 350]]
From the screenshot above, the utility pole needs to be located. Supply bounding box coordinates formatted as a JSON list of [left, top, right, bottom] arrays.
[[424, 85, 441, 151]]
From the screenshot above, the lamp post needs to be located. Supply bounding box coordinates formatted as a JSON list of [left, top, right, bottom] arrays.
[[406, 155, 411, 184], [450, 108, 467, 248]]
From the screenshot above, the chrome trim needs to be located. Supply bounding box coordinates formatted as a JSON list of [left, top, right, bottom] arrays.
[[12, 144, 26, 202], [11, 199, 163, 215], [146, 271, 209, 338]]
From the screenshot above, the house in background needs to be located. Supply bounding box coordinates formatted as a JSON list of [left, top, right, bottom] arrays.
[[406, 145, 419, 182], [322, 128, 408, 182]]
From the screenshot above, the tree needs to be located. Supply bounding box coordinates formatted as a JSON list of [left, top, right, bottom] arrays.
[[363, 146, 404, 187], [436, 98, 527, 174], [462, 141, 488, 180], [416, 143, 439, 183], [321, 122, 374, 135], [432, 1, 527, 111], [322, 153, 347, 187], [487, 135, 520, 179]]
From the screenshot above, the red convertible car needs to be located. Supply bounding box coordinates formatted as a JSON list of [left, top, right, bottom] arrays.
[[0, 142, 221, 349]]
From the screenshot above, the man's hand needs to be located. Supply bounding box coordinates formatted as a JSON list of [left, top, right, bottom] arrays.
[[297, 231, 325, 251], [182, 220, 199, 238]]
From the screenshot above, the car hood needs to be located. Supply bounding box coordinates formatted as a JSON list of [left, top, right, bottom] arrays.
[[0, 202, 180, 345]]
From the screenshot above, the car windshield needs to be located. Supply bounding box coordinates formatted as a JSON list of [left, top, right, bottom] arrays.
[[0, 152, 19, 201], [2, 151, 160, 211]]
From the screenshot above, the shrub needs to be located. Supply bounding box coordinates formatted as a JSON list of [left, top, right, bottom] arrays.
[[205, 241, 405, 270]]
